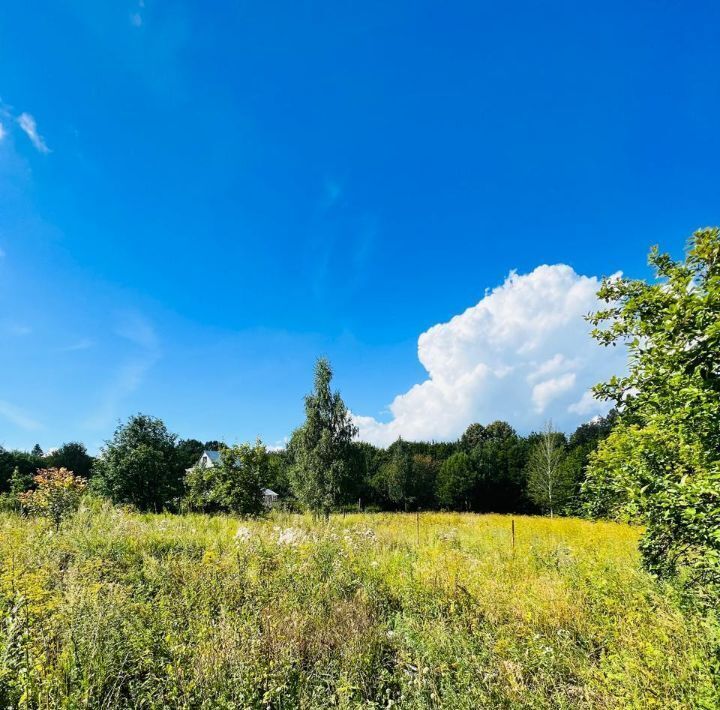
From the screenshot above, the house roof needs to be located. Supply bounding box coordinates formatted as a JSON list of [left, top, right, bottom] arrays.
[[263, 488, 278, 497]]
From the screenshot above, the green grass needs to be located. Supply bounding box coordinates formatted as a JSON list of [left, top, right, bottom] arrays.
[[0, 502, 717, 708]]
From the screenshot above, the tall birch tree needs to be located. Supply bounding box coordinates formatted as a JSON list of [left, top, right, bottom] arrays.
[[526, 421, 570, 516]]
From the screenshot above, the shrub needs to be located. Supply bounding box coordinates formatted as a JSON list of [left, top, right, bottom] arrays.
[[19, 467, 87, 529]]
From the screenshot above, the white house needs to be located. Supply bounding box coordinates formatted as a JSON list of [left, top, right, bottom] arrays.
[[195, 450, 222, 469], [188, 450, 279, 507]]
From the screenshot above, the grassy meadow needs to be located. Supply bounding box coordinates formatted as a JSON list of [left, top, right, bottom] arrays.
[[0, 504, 718, 708]]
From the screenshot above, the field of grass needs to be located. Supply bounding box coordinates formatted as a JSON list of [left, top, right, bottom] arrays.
[[0, 503, 718, 708]]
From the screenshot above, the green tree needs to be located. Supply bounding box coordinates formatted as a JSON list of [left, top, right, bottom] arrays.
[[474, 422, 529, 512], [184, 441, 267, 516], [459, 423, 487, 452], [436, 452, 475, 510], [484, 421, 516, 443], [562, 412, 617, 515], [350, 441, 387, 508], [411, 454, 439, 509], [288, 358, 358, 516], [175, 438, 206, 473], [584, 227, 720, 605], [10, 466, 33, 497], [46, 442, 94, 479], [92, 414, 182, 511], [0, 448, 43, 493], [376, 439, 415, 510], [266, 449, 292, 499], [31, 444, 44, 458], [526, 421, 570, 516], [0, 466, 34, 512]]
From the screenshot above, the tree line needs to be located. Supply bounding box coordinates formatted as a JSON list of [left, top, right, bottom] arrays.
[[0, 367, 614, 518], [281, 361, 616, 517]]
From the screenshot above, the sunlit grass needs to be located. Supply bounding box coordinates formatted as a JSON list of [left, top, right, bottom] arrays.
[[0, 502, 717, 708]]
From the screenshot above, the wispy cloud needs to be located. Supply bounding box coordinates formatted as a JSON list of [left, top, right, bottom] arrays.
[[115, 312, 159, 350], [84, 358, 158, 430], [0, 400, 41, 431], [0, 123, 5, 142], [17, 113, 50, 154], [84, 313, 161, 430]]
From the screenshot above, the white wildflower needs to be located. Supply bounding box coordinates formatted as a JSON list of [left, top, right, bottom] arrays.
[[234, 525, 252, 543], [277, 527, 304, 546]]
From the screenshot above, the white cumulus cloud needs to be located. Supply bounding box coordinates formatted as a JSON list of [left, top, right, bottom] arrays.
[[531, 372, 576, 412], [17, 113, 50, 153], [353, 264, 625, 446]]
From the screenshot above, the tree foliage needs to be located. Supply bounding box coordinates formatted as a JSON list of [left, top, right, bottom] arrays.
[[288, 358, 357, 516], [584, 227, 720, 605], [46, 442, 94, 479], [184, 442, 267, 516], [473, 423, 529, 512], [436, 452, 475, 510], [175, 438, 207, 474], [526, 421, 571, 516], [0, 448, 44, 493], [459, 423, 487, 452], [92, 414, 183, 511]]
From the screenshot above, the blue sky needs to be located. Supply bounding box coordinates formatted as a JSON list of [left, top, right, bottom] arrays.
[[0, 1, 718, 452]]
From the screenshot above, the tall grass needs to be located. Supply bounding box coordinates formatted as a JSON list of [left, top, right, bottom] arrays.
[[0, 501, 717, 708]]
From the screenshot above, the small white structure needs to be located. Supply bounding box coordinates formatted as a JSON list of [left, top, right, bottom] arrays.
[[262, 488, 279, 507], [189, 450, 280, 508]]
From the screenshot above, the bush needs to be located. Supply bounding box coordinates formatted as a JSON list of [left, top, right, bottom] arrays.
[[19, 467, 87, 529]]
